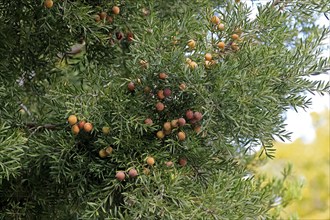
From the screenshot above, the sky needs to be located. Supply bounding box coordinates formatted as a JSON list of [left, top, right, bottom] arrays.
[[244, 0, 330, 143]]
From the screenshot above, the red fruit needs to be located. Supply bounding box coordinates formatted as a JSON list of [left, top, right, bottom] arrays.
[[144, 118, 153, 125], [127, 32, 134, 42], [128, 169, 138, 178], [156, 102, 165, 112], [128, 82, 135, 91], [185, 110, 194, 120], [115, 171, 125, 181], [77, 120, 86, 129], [194, 112, 203, 121], [163, 88, 171, 97], [165, 161, 173, 167], [179, 158, 187, 167], [178, 118, 186, 127]]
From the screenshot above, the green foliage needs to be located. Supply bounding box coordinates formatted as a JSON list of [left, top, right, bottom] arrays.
[[0, 0, 329, 219]]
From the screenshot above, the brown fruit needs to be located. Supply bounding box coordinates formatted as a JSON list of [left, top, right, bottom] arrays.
[[164, 129, 172, 135], [102, 126, 110, 135], [44, 0, 53, 8], [159, 72, 168, 80], [231, 34, 239, 40], [178, 118, 186, 127], [106, 16, 113, 23], [128, 82, 135, 92], [179, 83, 186, 91], [187, 39, 196, 49], [177, 131, 186, 141], [71, 124, 80, 135], [156, 130, 165, 139], [179, 158, 187, 166], [127, 32, 134, 42], [171, 119, 178, 128], [144, 118, 153, 125], [140, 60, 148, 69], [211, 15, 220, 24], [99, 149, 108, 158], [157, 90, 165, 100], [194, 125, 202, 134], [100, 12, 107, 20], [78, 120, 86, 129], [231, 42, 239, 51], [165, 161, 173, 167], [156, 102, 165, 112], [128, 169, 138, 178], [68, 115, 78, 125], [217, 42, 225, 50], [106, 146, 113, 155], [163, 88, 171, 97], [115, 171, 125, 181], [205, 53, 212, 61], [146, 157, 155, 166], [83, 122, 93, 132], [143, 167, 150, 175], [218, 23, 225, 31], [116, 32, 123, 40], [112, 6, 120, 15], [205, 60, 212, 69], [186, 110, 194, 120], [144, 86, 151, 94], [194, 112, 203, 121], [163, 122, 171, 131]]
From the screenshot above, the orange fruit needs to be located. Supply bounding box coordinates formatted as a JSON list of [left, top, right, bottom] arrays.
[[71, 124, 80, 135], [157, 90, 165, 100], [211, 15, 220, 24], [231, 34, 239, 40], [178, 131, 186, 141], [99, 149, 108, 158], [112, 6, 120, 15], [218, 23, 225, 31], [146, 157, 155, 166], [194, 125, 202, 134], [231, 42, 239, 51], [115, 171, 125, 181], [83, 122, 93, 132], [105, 146, 113, 155], [217, 42, 225, 50], [68, 115, 78, 125], [205, 53, 212, 61], [156, 102, 165, 112], [187, 39, 196, 49], [159, 72, 168, 80], [102, 126, 110, 135], [44, 0, 53, 8], [163, 122, 171, 131], [156, 130, 165, 139]]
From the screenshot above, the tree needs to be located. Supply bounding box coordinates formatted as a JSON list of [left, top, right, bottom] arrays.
[[0, 0, 329, 219]]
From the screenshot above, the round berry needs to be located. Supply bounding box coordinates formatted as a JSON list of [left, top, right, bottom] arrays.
[[177, 131, 186, 141], [144, 118, 153, 125], [44, 0, 53, 8], [146, 157, 155, 166], [163, 88, 171, 97], [68, 115, 78, 126], [102, 126, 110, 135], [217, 42, 225, 50], [157, 90, 165, 100], [99, 149, 108, 158], [156, 130, 165, 139], [112, 6, 120, 15], [211, 15, 220, 24], [77, 120, 86, 129], [194, 112, 203, 121], [71, 124, 80, 135], [159, 72, 168, 80], [187, 39, 196, 49], [171, 119, 178, 128], [178, 118, 186, 127], [128, 82, 135, 92], [128, 169, 138, 178], [163, 122, 171, 131], [186, 110, 194, 120], [179, 158, 187, 166], [115, 171, 125, 181], [83, 122, 93, 132], [205, 53, 212, 61], [156, 102, 165, 112]]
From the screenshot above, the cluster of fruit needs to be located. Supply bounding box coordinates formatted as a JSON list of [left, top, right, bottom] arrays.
[[68, 115, 93, 135]]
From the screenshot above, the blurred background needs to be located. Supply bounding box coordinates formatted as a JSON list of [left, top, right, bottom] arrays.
[[245, 0, 330, 218]]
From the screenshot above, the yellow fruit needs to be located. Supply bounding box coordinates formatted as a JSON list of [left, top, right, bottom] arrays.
[[186, 58, 192, 64], [102, 126, 110, 135], [211, 15, 220, 24], [105, 146, 113, 155], [146, 157, 155, 166], [156, 130, 165, 139], [68, 115, 78, 125], [205, 53, 212, 61], [187, 39, 196, 49], [44, 0, 53, 8], [99, 149, 108, 158], [217, 42, 225, 50], [189, 61, 198, 69]]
